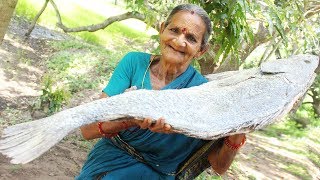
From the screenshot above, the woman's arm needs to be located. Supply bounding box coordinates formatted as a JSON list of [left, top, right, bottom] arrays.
[[80, 93, 137, 140], [208, 134, 246, 175], [80, 92, 173, 140]]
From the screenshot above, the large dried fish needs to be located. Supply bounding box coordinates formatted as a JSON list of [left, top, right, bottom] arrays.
[[0, 54, 318, 164]]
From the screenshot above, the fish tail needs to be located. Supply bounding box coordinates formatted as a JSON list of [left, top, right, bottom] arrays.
[[0, 115, 74, 164]]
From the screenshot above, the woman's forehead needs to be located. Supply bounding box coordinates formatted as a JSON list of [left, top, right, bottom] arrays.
[[168, 11, 206, 36]]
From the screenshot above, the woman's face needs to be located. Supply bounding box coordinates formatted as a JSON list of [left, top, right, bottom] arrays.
[[159, 11, 207, 67]]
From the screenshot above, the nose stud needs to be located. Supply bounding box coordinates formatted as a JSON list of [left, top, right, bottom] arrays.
[[182, 28, 187, 34]]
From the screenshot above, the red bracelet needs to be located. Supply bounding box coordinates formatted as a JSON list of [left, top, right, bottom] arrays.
[[121, 121, 129, 130], [224, 135, 246, 150], [97, 122, 118, 138]]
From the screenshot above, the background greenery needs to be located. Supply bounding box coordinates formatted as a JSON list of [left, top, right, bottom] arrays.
[[11, 0, 320, 179]]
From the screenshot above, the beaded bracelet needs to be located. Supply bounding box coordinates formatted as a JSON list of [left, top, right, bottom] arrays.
[[97, 122, 118, 138], [224, 135, 246, 150]]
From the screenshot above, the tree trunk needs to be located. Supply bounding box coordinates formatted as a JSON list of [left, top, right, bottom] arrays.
[[198, 44, 220, 75], [214, 55, 240, 73], [198, 22, 271, 75], [0, 0, 18, 43], [310, 84, 320, 117]]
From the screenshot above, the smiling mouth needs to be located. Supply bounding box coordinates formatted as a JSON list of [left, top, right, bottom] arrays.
[[168, 45, 185, 55]]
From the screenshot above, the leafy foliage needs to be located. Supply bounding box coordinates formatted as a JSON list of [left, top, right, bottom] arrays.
[[124, 0, 183, 27], [256, 0, 319, 58], [261, 119, 307, 138], [39, 75, 71, 115], [190, 0, 254, 63], [310, 75, 320, 115], [10, 1, 320, 178], [124, 0, 257, 67]]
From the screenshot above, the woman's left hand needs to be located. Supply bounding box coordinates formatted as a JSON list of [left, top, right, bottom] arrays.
[[227, 134, 246, 145], [134, 117, 174, 134]]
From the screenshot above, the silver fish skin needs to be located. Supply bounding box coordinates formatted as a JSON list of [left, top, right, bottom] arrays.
[[0, 54, 318, 164]]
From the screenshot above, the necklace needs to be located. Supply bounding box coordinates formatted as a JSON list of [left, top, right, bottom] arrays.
[[141, 55, 155, 89], [141, 56, 175, 90]]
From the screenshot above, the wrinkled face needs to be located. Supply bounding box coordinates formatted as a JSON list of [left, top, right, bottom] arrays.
[[160, 11, 207, 67]]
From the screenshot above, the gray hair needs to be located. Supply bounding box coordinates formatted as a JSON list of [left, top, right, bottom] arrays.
[[164, 4, 212, 50]]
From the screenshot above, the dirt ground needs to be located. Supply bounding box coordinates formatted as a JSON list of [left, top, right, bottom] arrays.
[[0, 17, 319, 180]]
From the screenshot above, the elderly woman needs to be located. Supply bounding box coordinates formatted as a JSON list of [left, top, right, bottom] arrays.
[[77, 4, 246, 180]]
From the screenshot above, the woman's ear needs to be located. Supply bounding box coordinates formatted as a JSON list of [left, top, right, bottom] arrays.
[[194, 44, 210, 58], [160, 22, 165, 34]]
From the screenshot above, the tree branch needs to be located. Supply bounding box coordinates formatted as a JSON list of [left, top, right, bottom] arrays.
[[302, 102, 313, 104], [143, 0, 156, 12], [50, 0, 145, 33], [309, 1, 320, 7], [59, 11, 145, 33], [25, 0, 49, 37], [264, 38, 283, 61], [240, 22, 271, 62], [49, 0, 62, 26], [258, 36, 276, 66], [246, 18, 267, 23], [304, 5, 320, 18]]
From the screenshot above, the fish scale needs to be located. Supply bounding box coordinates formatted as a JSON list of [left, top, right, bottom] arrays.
[[0, 54, 318, 164]]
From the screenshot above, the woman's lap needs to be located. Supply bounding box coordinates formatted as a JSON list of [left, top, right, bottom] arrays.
[[102, 162, 173, 180]]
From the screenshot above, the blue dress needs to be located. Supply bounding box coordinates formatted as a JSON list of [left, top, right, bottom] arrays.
[[77, 52, 209, 180]]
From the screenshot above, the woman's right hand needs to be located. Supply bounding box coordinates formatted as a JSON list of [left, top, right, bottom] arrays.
[[134, 117, 174, 134], [124, 86, 173, 134]]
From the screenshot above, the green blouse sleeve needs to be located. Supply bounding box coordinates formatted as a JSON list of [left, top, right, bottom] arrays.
[[102, 53, 134, 96]]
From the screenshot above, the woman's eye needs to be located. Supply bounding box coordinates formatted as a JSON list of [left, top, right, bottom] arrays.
[[187, 36, 197, 43], [170, 28, 179, 33]]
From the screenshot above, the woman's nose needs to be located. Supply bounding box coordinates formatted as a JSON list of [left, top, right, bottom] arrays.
[[173, 35, 186, 47]]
